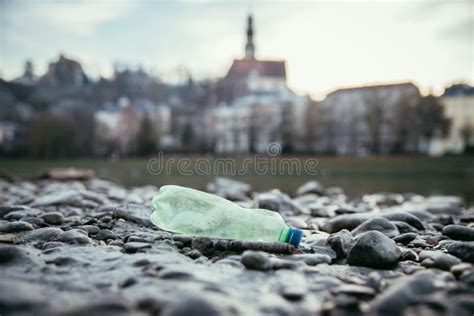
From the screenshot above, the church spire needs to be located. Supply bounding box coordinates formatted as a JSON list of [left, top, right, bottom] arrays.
[[245, 14, 255, 59]]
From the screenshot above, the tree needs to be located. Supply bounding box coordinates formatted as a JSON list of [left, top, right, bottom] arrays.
[[303, 100, 324, 153], [415, 95, 451, 140], [247, 104, 259, 153], [363, 90, 386, 154], [181, 122, 195, 152], [136, 115, 159, 156], [27, 114, 75, 158], [460, 124, 473, 153], [392, 93, 420, 153], [280, 102, 295, 153]]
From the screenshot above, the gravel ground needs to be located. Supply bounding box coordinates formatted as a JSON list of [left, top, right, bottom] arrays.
[[0, 176, 473, 316]]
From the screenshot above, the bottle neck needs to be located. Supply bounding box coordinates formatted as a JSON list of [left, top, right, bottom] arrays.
[[279, 226, 303, 247], [279, 226, 291, 243]]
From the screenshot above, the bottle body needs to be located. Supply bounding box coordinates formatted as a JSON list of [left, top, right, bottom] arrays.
[[150, 185, 293, 244]]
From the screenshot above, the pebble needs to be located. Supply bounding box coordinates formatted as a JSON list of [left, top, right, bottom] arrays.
[[95, 229, 117, 241], [401, 249, 419, 262], [0, 234, 22, 244], [284, 253, 332, 266], [161, 296, 230, 316], [371, 271, 446, 315], [393, 233, 417, 245], [241, 250, 271, 271], [321, 211, 423, 233], [296, 180, 325, 196], [31, 190, 83, 207], [447, 242, 474, 263], [75, 225, 100, 235], [442, 225, 474, 241], [123, 242, 152, 253], [326, 229, 354, 259], [206, 177, 251, 201], [23, 227, 64, 242], [351, 217, 400, 238], [336, 284, 376, 299], [392, 221, 419, 234], [428, 254, 461, 271], [0, 245, 32, 265], [347, 231, 401, 269], [450, 263, 473, 279], [40, 212, 65, 225], [0, 221, 34, 233], [59, 230, 92, 245]]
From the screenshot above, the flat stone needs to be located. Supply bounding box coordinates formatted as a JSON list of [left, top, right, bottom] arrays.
[[0, 234, 22, 244], [296, 181, 325, 196], [442, 225, 474, 241], [284, 253, 332, 266], [40, 212, 65, 225], [0, 221, 34, 233], [336, 284, 376, 299], [241, 250, 271, 271], [351, 217, 399, 238], [392, 221, 419, 234], [59, 230, 92, 245], [447, 242, 474, 263], [4, 209, 42, 220], [255, 190, 306, 215], [96, 229, 117, 241], [161, 296, 231, 316], [75, 225, 100, 235], [393, 233, 417, 245], [123, 242, 151, 253], [347, 231, 401, 269], [31, 190, 83, 207], [371, 271, 447, 315], [23, 227, 64, 242], [450, 263, 473, 279], [430, 254, 462, 271], [206, 177, 251, 201], [112, 203, 152, 227], [321, 211, 423, 233]]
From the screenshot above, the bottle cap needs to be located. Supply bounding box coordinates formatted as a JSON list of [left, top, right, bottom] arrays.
[[286, 227, 303, 247]]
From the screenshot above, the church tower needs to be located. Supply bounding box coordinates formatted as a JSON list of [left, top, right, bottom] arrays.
[[245, 14, 255, 59]]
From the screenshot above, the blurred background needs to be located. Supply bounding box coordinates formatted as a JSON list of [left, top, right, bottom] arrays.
[[0, 0, 472, 201]]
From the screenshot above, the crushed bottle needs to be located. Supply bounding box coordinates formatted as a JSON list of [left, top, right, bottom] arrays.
[[150, 185, 302, 247]]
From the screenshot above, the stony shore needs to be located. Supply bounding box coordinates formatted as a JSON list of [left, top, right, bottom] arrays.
[[0, 175, 473, 315]]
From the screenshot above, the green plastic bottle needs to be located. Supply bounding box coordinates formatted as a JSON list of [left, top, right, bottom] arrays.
[[150, 185, 302, 247]]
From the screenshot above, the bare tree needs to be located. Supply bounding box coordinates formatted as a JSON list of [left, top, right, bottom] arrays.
[[363, 90, 386, 155], [460, 124, 473, 152]]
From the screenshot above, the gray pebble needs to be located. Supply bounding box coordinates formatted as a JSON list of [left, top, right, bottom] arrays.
[[347, 231, 401, 269], [241, 250, 271, 271], [442, 225, 474, 241], [0, 221, 34, 233], [40, 212, 65, 225]]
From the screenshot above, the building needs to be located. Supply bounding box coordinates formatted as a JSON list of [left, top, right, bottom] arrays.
[[14, 60, 37, 86], [438, 84, 474, 154], [213, 14, 309, 154], [317, 82, 421, 155], [39, 54, 89, 88], [94, 97, 171, 156]]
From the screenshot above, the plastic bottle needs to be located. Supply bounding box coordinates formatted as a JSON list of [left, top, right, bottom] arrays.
[[150, 185, 303, 247]]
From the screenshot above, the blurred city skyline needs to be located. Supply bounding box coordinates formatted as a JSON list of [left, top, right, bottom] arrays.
[[0, 0, 472, 98]]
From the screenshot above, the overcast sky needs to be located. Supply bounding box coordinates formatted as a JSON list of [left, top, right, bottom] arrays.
[[0, 0, 472, 98]]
